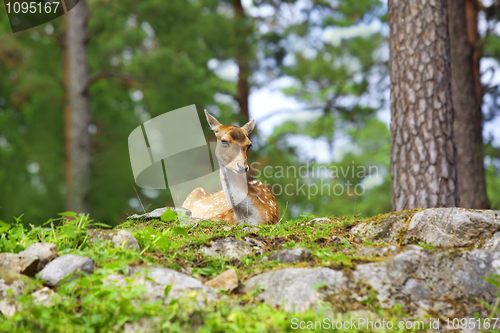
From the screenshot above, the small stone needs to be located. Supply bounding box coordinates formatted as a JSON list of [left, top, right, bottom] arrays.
[[269, 248, 311, 263], [0, 300, 16, 316], [201, 238, 254, 260], [104, 266, 217, 306], [87, 229, 117, 243], [354, 235, 365, 243], [355, 246, 398, 257], [0, 253, 39, 277], [32, 287, 57, 306], [205, 268, 238, 291], [242, 227, 260, 233], [0, 276, 29, 298], [112, 230, 141, 251], [127, 207, 192, 220], [180, 266, 192, 276], [222, 226, 232, 231], [331, 236, 351, 245], [19, 243, 57, 271], [39, 254, 94, 287], [307, 217, 331, 225]]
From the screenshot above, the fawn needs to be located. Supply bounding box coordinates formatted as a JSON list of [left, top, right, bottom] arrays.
[[181, 110, 279, 225]]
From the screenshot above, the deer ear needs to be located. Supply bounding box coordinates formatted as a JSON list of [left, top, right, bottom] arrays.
[[205, 109, 221, 132], [241, 118, 255, 136]]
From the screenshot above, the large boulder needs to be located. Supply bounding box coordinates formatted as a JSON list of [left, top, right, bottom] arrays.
[[350, 208, 500, 248], [242, 247, 500, 318], [353, 248, 500, 318], [404, 208, 500, 247]]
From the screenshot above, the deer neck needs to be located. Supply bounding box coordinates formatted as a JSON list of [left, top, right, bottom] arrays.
[[219, 162, 250, 217]]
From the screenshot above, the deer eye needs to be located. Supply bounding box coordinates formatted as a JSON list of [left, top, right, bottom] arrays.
[[221, 140, 229, 146]]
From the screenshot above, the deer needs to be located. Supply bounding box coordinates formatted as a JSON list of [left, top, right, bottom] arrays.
[[181, 110, 279, 225]]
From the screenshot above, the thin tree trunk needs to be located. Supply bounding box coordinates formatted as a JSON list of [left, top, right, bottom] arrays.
[[449, 0, 489, 208], [389, 0, 459, 211], [233, 0, 250, 121], [63, 0, 91, 213]]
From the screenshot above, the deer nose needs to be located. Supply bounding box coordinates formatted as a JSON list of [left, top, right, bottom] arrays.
[[237, 163, 249, 173]]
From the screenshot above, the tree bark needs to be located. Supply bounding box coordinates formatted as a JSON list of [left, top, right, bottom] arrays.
[[449, 0, 489, 208], [63, 0, 92, 213], [233, 0, 250, 121], [389, 0, 459, 211]]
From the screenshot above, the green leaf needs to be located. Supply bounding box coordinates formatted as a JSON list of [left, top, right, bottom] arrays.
[[483, 277, 500, 288], [164, 284, 172, 298], [313, 282, 327, 290], [173, 226, 188, 237], [0, 220, 11, 233], [160, 209, 177, 222], [58, 211, 77, 217], [62, 225, 76, 239]]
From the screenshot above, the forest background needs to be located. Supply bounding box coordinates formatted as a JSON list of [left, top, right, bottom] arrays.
[[0, 0, 499, 226]]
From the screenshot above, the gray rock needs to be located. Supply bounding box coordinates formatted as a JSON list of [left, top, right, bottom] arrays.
[[242, 227, 260, 233], [127, 207, 192, 220], [104, 266, 217, 306], [0, 300, 16, 316], [331, 236, 351, 245], [87, 229, 141, 251], [0, 252, 39, 277], [0, 276, 29, 298], [242, 248, 500, 318], [112, 230, 141, 251], [350, 210, 415, 245], [483, 232, 500, 251], [404, 208, 500, 247], [269, 248, 311, 263], [19, 243, 57, 271], [350, 208, 500, 248], [242, 267, 346, 312], [307, 217, 331, 225], [353, 248, 500, 318], [32, 287, 57, 306], [355, 246, 398, 257], [39, 254, 94, 287], [119, 317, 161, 333], [87, 228, 117, 242], [205, 268, 238, 291], [200, 238, 254, 260], [240, 235, 266, 249]]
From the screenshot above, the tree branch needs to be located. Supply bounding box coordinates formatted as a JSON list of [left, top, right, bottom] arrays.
[[85, 70, 139, 90]]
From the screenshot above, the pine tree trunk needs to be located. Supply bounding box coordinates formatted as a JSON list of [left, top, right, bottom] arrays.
[[389, 0, 459, 211], [449, 0, 489, 208], [233, 0, 250, 121], [63, 0, 91, 213]]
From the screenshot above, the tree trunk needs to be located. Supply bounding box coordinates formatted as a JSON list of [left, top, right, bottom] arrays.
[[449, 0, 489, 208], [389, 0, 459, 211], [63, 0, 92, 213], [233, 0, 250, 121]]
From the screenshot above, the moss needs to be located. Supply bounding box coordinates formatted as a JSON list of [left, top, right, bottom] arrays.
[[359, 208, 421, 227]]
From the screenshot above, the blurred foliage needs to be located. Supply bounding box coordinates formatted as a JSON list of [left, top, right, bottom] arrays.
[[0, 0, 499, 226]]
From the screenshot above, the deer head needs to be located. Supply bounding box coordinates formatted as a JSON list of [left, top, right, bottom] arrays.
[[205, 110, 255, 174]]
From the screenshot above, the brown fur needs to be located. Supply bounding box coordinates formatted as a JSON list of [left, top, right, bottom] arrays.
[[181, 112, 279, 225]]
